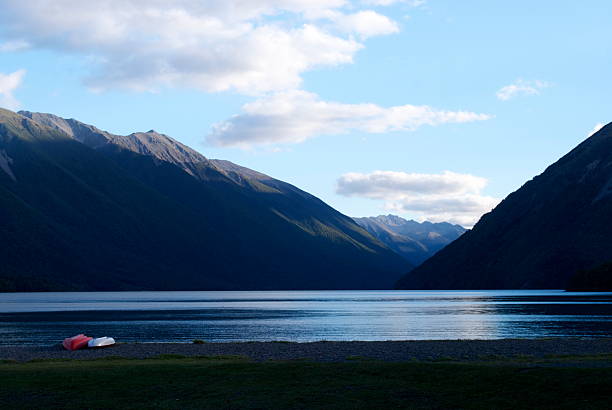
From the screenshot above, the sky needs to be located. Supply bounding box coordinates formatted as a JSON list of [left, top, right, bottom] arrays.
[[0, 0, 610, 227]]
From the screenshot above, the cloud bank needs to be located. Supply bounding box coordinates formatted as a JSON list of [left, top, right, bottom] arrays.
[[0, 69, 25, 110], [337, 170, 499, 226], [496, 79, 549, 101], [0, 40, 29, 52], [0, 1, 490, 152], [363, 0, 426, 6], [332, 10, 399, 39], [207, 90, 491, 148], [0, 1, 402, 94]]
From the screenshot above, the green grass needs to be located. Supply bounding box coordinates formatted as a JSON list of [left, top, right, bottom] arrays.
[[0, 357, 611, 409]]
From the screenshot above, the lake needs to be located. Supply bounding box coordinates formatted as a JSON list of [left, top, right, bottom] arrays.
[[0, 290, 611, 345]]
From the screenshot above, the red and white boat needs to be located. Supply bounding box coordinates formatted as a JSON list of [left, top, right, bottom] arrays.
[[62, 334, 92, 351]]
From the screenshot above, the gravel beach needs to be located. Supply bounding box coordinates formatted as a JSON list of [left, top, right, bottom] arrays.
[[2, 339, 612, 363]]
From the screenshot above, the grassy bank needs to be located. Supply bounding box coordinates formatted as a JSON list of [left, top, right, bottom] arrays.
[[1, 355, 611, 409]]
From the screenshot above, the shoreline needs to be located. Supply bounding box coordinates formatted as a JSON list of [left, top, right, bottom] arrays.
[[2, 338, 612, 363]]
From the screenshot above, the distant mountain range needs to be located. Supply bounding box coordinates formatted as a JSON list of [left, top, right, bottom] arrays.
[[396, 122, 612, 290], [353, 215, 466, 266], [0, 108, 409, 291]]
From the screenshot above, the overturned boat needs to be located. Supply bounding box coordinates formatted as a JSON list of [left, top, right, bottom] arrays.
[[63, 334, 92, 351], [88, 336, 116, 348]]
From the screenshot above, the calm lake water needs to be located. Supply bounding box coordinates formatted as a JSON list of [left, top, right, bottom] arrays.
[[0, 290, 611, 345]]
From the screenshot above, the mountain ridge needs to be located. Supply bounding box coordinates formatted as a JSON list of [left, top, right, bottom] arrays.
[[353, 215, 466, 266], [396, 122, 612, 289], [1, 108, 410, 291]]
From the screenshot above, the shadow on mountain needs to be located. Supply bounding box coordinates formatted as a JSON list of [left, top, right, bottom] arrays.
[[397, 122, 612, 290], [0, 108, 409, 291]]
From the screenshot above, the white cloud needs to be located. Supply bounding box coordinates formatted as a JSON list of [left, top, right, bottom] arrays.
[[496, 79, 549, 101], [363, 0, 426, 6], [0, 69, 26, 110], [386, 194, 499, 227], [207, 90, 491, 147], [588, 122, 605, 137], [0, 0, 402, 94], [337, 170, 488, 197], [0, 40, 30, 52], [332, 10, 399, 38], [337, 170, 499, 227]]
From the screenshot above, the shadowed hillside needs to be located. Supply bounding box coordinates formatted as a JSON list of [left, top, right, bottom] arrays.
[[397, 123, 612, 289], [0, 108, 409, 291]]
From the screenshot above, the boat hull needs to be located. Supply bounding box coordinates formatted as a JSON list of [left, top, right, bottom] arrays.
[[62, 334, 93, 351], [88, 337, 116, 348]]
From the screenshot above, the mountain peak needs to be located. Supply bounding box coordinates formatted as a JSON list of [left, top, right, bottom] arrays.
[[1, 107, 410, 291], [354, 215, 466, 266], [18, 111, 216, 178]]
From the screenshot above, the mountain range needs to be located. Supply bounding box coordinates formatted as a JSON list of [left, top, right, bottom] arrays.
[[353, 215, 466, 266], [396, 122, 612, 290], [0, 108, 410, 291], [4, 107, 610, 292]]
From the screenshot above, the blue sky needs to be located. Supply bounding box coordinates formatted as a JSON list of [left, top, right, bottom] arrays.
[[0, 0, 610, 226]]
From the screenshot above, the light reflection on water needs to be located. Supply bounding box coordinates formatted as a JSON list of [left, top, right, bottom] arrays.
[[0, 290, 610, 345]]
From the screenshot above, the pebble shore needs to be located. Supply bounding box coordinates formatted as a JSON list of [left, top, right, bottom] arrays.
[[2, 338, 612, 363]]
